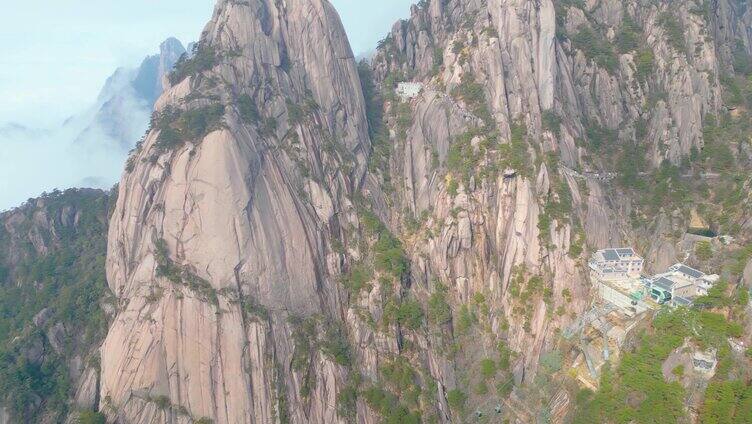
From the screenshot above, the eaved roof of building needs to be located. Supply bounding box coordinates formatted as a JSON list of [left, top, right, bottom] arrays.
[[595, 248, 641, 262], [602, 250, 620, 261], [395, 82, 423, 99], [673, 296, 692, 306], [616, 248, 636, 256], [652, 274, 694, 291], [672, 264, 704, 279], [692, 348, 717, 362], [653, 277, 676, 291]]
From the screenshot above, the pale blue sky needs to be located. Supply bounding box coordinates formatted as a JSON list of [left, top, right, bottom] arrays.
[[0, 0, 413, 126]]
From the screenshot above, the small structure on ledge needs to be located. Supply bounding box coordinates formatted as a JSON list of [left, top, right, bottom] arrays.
[[692, 348, 718, 375], [502, 168, 517, 178], [395, 82, 423, 100]]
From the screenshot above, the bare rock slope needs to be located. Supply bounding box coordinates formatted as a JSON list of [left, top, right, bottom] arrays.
[[102, 0, 370, 422]]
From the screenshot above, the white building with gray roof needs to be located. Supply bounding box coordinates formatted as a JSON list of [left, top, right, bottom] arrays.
[[666, 263, 720, 296], [588, 248, 644, 282], [647, 263, 720, 305]]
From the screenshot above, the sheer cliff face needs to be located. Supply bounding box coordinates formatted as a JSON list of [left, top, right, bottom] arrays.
[[102, 1, 369, 422], [375, 0, 750, 167], [364, 0, 747, 377], [365, 0, 752, 406], [369, 0, 590, 391], [101, 0, 751, 423]]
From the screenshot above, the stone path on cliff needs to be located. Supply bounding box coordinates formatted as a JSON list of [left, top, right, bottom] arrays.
[[560, 164, 722, 183]]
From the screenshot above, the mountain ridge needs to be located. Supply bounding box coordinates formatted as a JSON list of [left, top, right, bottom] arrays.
[[1, 0, 752, 423]]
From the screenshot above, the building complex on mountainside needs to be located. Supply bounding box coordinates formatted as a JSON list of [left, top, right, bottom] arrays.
[[570, 248, 722, 389], [589, 248, 719, 313]]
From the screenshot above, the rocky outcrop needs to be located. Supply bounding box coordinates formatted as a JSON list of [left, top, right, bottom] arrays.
[[73, 365, 101, 410], [365, 0, 748, 416], [102, 1, 371, 422], [0, 188, 109, 271], [378, 0, 738, 168]]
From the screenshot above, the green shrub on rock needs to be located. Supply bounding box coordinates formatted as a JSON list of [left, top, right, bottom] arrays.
[[77, 411, 106, 424]]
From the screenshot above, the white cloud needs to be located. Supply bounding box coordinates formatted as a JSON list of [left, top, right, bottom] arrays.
[[0, 112, 135, 211]]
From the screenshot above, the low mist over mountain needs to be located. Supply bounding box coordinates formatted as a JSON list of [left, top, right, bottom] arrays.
[[0, 38, 186, 210], [75, 37, 187, 151]]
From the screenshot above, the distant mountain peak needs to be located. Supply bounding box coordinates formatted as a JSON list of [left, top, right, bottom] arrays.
[[74, 37, 187, 152], [133, 37, 186, 106], [160, 36, 184, 52]]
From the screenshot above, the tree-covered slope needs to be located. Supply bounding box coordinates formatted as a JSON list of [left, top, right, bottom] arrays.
[[0, 188, 113, 423]]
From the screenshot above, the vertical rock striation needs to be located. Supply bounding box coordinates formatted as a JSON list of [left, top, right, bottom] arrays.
[[101, 1, 370, 422]]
